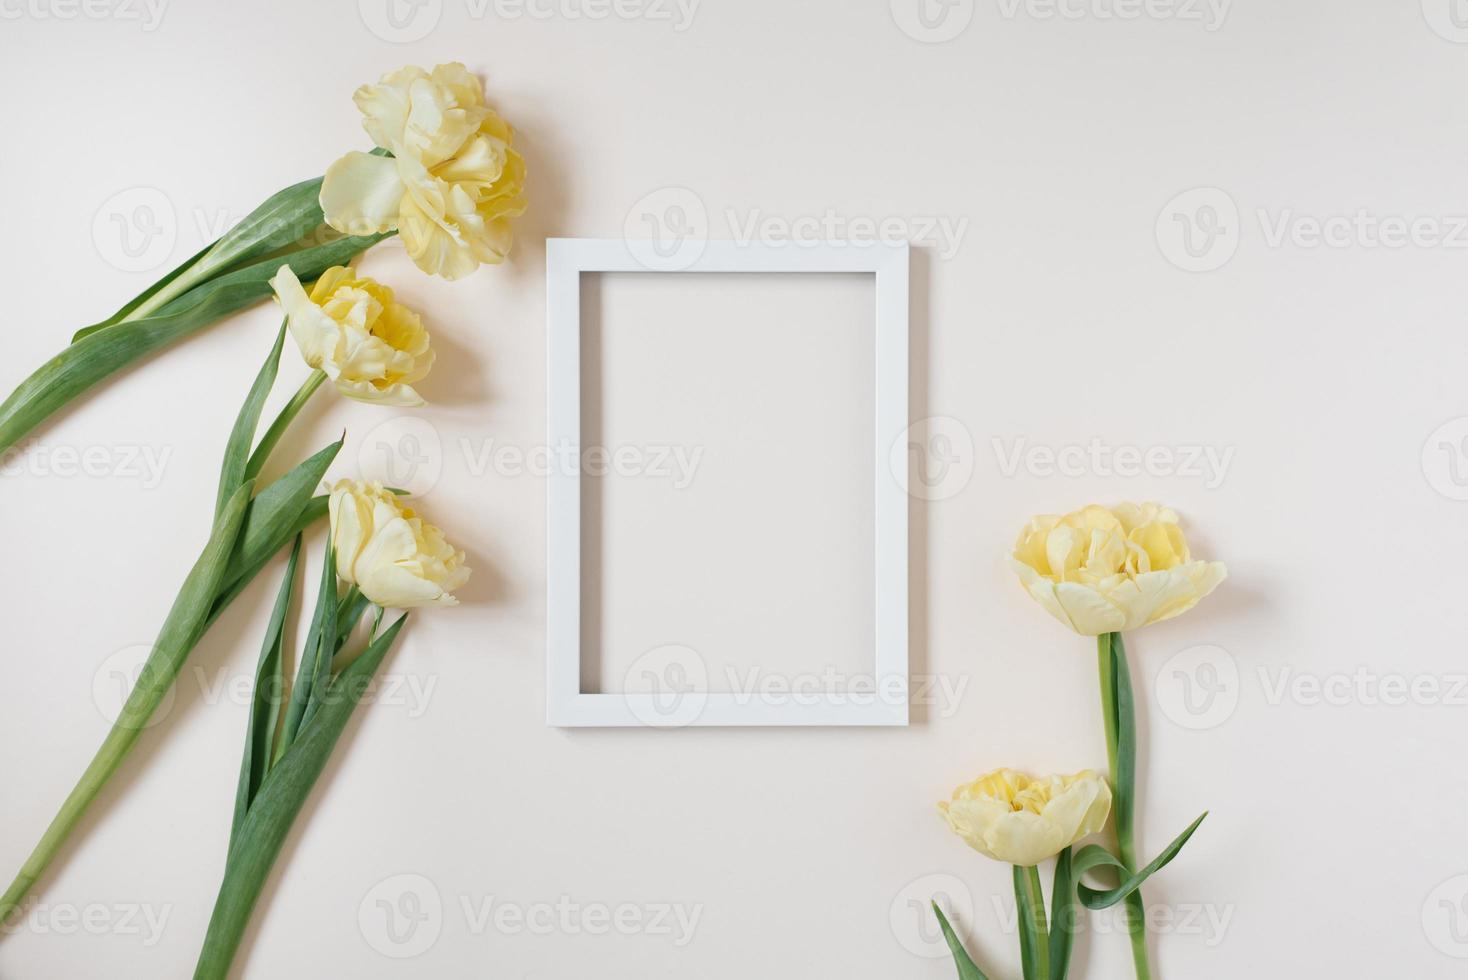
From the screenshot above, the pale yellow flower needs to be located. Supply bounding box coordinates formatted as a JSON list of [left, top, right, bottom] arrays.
[[269, 264, 433, 407], [938, 769, 1111, 867], [1009, 503, 1226, 636], [320, 62, 527, 280], [327, 480, 470, 608]]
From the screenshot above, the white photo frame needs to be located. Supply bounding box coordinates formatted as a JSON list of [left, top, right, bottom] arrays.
[[546, 238, 909, 727]]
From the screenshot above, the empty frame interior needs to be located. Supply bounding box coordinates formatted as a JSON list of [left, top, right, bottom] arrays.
[[580, 272, 876, 695]]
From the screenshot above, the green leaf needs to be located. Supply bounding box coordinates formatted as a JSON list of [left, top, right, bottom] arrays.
[[243, 371, 327, 483], [1048, 848, 1076, 980], [1074, 812, 1208, 910], [0, 482, 254, 921], [334, 587, 371, 653], [216, 324, 286, 519], [214, 438, 342, 610], [0, 232, 385, 456], [277, 535, 339, 756], [230, 534, 301, 849], [73, 178, 330, 344], [72, 241, 216, 342], [195, 177, 329, 279], [207, 496, 327, 630], [194, 615, 408, 980], [930, 902, 992, 980]]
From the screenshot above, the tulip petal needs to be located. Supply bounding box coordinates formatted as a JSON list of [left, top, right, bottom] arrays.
[[320, 152, 404, 237]]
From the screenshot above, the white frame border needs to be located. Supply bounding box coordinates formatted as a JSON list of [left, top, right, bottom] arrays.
[[546, 238, 909, 727]]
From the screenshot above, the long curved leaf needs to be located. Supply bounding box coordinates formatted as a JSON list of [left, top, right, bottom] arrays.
[[930, 902, 992, 980], [1048, 848, 1076, 980], [0, 232, 384, 456], [230, 534, 301, 848], [1074, 812, 1208, 910], [216, 324, 286, 518], [195, 615, 408, 980]]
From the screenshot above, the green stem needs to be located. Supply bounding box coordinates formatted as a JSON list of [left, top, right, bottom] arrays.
[[244, 368, 327, 482], [1024, 865, 1050, 980], [1098, 632, 1151, 980]]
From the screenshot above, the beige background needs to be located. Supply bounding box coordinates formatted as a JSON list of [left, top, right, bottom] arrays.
[[3, 0, 1468, 976]]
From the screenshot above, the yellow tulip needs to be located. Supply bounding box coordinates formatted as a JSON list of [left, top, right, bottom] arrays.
[[1009, 502, 1226, 636], [269, 264, 433, 407], [327, 480, 470, 608], [320, 62, 527, 280], [938, 769, 1112, 867]]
